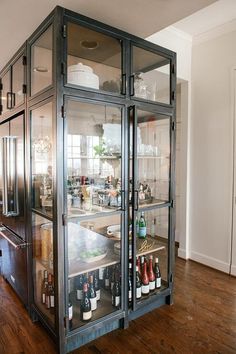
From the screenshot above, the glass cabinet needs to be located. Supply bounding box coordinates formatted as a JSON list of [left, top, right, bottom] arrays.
[[0, 6, 176, 353]]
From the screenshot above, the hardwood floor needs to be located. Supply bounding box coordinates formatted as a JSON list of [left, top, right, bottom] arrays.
[[1, 259, 236, 354]]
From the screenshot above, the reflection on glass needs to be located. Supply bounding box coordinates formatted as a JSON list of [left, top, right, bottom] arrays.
[[130, 207, 168, 306], [67, 23, 122, 94], [132, 46, 170, 104], [32, 213, 55, 327], [12, 55, 24, 107], [31, 25, 53, 96], [1, 70, 11, 114], [67, 214, 122, 330], [67, 100, 122, 217], [31, 102, 53, 217], [137, 110, 170, 207]]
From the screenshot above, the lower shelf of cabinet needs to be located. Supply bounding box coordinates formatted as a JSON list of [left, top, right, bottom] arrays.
[[69, 288, 118, 331]]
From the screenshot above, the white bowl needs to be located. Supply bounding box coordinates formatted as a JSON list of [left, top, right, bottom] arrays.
[[68, 63, 99, 89]]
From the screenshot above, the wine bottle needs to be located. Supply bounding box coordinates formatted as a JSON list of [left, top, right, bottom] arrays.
[[136, 257, 141, 275], [136, 265, 142, 299], [148, 255, 155, 291], [112, 271, 121, 308], [48, 273, 55, 310], [128, 263, 132, 304], [154, 257, 161, 289], [45, 273, 51, 309], [88, 275, 97, 311], [68, 296, 73, 329], [41, 270, 48, 305], [76, 274, 84, 301], [104, 267, 110, 290], [138, 212, 146, 238], [141, 262, 149, 295], [140, 256, 144, 276], [80, 283, 92, 321], [94, 271, 100, 301], [110, 266, 115, 292]]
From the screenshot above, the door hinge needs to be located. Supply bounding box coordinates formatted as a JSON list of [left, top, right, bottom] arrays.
[[171, 91, 176, 101], [22, 84, 27, 94], [62, 24, 67, 38], [172, 121, 176, 131], [61, 105, 66, 118], [22, 56, 27, 66], [61, 62, 66, 75], [62, 214, 67, 226], [171, 199, 175, 208]]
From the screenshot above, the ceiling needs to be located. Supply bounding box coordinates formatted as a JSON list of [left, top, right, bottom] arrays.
[[0, 0, 217, 71], [173, 0, 236, 37]]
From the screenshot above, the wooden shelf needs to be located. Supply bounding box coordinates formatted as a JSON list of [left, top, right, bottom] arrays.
[[75, 155, 121, 159], [69, 288, 117, 330]]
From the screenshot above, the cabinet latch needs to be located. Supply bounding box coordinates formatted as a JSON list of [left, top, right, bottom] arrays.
[[172, 121, 175, 131], [62, 214, 67, 226], [61, 105, 66, 118], [171, 200, 175, 208], [22, 56, 27, 66], [171, 91, 176, 101], [22, 84, 27, 94]]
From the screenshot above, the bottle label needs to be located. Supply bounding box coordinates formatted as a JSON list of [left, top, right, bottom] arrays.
[[50, 295, 55, 307], [139, 227, 146, 238], [96, 289, 101, 301], [156, 277, 161, 288], [141, 284, 149, 294], [69, 305, 73, 320], [115, 296, 120, 307], [77, 289, 83, 300], [42, 293, 46, 304], [105, 279, 110, 287], [128, 290, 132, 301], [99, 268, 105, 280], [136, 287, 142, 299], [149, 281, 155, 291], [83, 310, 92, 321], [110, 281, 114, 291], [90, 297, 97, 311]]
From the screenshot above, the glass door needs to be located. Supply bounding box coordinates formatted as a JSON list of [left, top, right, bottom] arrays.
[[1, 70, 11, 115], [12, 55, 25, 108], [64, 98, 124, 330], [129, 107, 171, 309]]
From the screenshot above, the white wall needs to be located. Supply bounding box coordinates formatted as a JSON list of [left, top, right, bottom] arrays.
[[189, 30, 236, 272]]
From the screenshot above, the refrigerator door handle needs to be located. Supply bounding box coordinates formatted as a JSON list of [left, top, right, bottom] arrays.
[[2, 136, 19, 217], [0, 226, 29, 249]]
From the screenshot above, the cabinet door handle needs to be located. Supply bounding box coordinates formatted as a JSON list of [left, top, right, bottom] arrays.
[[130, 75, 135, 96], [134, 190, 139, 211], [120, 190, 125, 211], [6, 92, 12, 109], [11, 93, 15, 108], [121, 74, 126, 95]]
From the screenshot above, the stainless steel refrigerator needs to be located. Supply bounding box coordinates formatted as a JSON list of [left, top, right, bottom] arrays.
[[0, 113, 28, 306]]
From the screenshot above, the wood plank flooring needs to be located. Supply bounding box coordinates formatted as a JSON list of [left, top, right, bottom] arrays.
[[1, 259, 236, 354]]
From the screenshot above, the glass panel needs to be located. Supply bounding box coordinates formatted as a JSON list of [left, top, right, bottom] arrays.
[[32, 213, 55, 327], [67, 23, 122, 94], [132, 46, 170, 104], [67, 214, 122, 330], [31, 102, 53, 218], [12, 56, 24, 107], [137, 110, 170, 208], [66, 100, 122, 217], [1, 70, 11, 114], [129, 207, 168, 307], [31, 25, 53, 96]]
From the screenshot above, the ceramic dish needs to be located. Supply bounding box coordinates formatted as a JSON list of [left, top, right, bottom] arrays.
[[107, 224, 121, 239], [68, 62, 99, 89]]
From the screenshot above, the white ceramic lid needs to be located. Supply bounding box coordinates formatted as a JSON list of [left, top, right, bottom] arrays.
[[68, 62, 93, 73]]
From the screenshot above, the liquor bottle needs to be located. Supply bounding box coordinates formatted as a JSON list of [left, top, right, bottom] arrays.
[[136, 257, 141, 275], [104, 267, 110, 290], [148, 255, 155, 291], [41, 270, 48, 305], [141, 262, 149, 295], [112, 271, 121, 308], [94, 271, 100, 301], [88, 275, 97, 311], [48, 273, 55, 311], [80, 283, 92, 322], [99, 267, 105, 288], [140, 256, 145, 276], [128, 263, 132, 304], [136, 214, 139, 237], [154, 257, 162, 289], [68, 295, 73, 329], [136, 265, 142, 299], [76, 274, 84, 301], [139, 212, 147, 238], [151, 218, 156, 238]]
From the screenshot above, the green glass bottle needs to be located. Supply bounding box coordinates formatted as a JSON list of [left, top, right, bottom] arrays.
[[138, 212, 146, 238]]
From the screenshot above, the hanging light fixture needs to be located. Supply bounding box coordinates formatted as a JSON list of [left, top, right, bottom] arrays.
[[33, 115, 51, 154]]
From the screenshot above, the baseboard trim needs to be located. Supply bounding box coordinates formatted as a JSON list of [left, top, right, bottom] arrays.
[[178, 248, 188, 259], [190, 251, 230, 273], [230, 264, 236, 276]]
